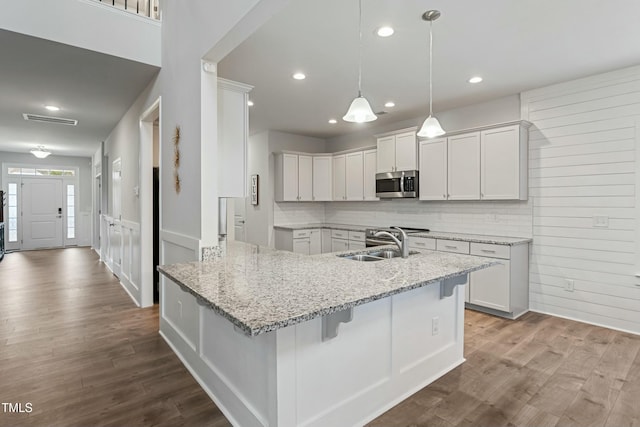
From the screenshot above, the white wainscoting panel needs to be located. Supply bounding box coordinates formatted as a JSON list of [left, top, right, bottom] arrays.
[[100, 215, 141, 306], [521, 64, 640, 334]]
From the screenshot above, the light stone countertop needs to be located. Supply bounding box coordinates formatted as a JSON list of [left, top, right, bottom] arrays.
[[274, 223, 531, 246], [158, 241, 496, 337]]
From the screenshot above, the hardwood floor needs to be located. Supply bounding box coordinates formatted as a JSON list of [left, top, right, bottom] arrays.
[[1, 248, 640, 427]]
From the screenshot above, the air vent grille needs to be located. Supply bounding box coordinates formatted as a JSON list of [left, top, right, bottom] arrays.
[[23, 113, 78, 126]]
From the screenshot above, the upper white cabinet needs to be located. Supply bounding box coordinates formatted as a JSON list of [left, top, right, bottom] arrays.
[[332, 155, 346, 201], [418, 138, 447, 201], [333, 150, 371, 201], [217, 78, 252, 197], [312, 156, 332, 201], [275, 153, 311, 202], [345, 152, 363, 200], [363, 149, 378, 200], [447, 132, 481, 200], [275, 153, 334, 202], [480, 124, 528, 200], [376, 128, 418, 173], [418, 121, 530, 201]]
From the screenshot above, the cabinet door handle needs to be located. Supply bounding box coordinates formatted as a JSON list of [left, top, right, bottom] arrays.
[[445, 245, 457, 249], [443, 194, 446, 199]]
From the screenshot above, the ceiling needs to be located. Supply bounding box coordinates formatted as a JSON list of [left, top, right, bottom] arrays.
[[218, 0, 640, 139], [0, 29, 159, 158]]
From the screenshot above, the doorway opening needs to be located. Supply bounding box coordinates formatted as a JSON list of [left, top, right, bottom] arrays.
[[140, 97, 161, 307]]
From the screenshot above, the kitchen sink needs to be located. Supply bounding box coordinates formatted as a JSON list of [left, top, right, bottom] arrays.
[[339, 254, 385, 262], [366, 250, 402, 259]]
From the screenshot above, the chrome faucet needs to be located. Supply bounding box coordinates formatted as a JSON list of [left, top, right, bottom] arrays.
[[374, 226, 409, 258]]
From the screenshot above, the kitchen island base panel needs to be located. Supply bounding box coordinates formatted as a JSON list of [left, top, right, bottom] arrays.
[[160, 277, 465, 427]]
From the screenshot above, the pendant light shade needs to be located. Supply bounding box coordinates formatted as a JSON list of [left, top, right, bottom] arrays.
[[418, 115, 445, 138], [30, 145, 51, 159], [343, 94, 377, 123], [417, 10, 445, 138], [343, 0, 377, 123]]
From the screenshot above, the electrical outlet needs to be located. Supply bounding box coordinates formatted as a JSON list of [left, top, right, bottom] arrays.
[[565, 279, 574, 292], [432, 317, 440, 336], [593, 216, 609, 228]]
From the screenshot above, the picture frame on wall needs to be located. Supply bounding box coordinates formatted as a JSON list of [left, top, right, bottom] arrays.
[[251, 174, 259, 205]]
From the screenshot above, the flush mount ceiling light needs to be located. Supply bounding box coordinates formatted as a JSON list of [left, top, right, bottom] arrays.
[[292, 72, 306, 80], [376, 26, 394, 37], [45, 105, 60, 111], [384, 101, 396, 108], [343, 0, 377, 123], [468, 76, 483, 84], [30, 145, 51, 159], [328, 119, 338, 124], [417, 10, 445, 139]]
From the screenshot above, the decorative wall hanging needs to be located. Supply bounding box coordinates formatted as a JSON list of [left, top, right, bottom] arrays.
[[251, 174, 259, 205], [173, 125, 181, 194]]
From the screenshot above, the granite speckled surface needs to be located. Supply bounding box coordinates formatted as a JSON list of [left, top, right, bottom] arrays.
[[158, 241, 496, 337], [274, 223, 531, 246]]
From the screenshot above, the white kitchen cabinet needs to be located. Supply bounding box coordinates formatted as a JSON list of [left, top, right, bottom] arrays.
[[217, 78, 252, 197], [309, 229, 321, 255], [447, 132, 480, 200], [480, 124, 528, 200], [468, 242, 529, 318], [407, 236, 436, 251], [332, 155, 346, 201], [274, 153, 312, 202], [331, 238, 349, 252], [345, 152, 363, 200], [275, 228, 321, 255], [418, 138, 447, 201], [376, 128, 417, 173], [363, 149, 378, 201], [312, 156, 332, 201], [321, 229, 332, 253], [348, 230, 366, 250]]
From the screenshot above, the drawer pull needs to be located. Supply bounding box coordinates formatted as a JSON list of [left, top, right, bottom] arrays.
[[445, 245, 457, 249], [481, 249, 496, 253], [415, 242, 425, 246]]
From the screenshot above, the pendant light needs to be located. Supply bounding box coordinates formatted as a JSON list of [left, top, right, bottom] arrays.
[[30, 145, 51, 159], [417, 10, 445, 138], [343, 0, 377, 123]]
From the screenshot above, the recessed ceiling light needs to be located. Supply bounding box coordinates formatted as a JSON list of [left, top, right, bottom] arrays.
[[328, 119, 337, 124], [376, 26, 394, 37], [468, 76, 483, 84], [384, 101, 395, 108], [45, 105, 60, 111], [292, 72, 306, 80], [247, 100, 254, 107]]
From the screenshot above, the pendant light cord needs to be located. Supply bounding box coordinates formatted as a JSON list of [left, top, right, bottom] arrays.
[[357, 0, 363, 97], [429, 19, 433, 116]]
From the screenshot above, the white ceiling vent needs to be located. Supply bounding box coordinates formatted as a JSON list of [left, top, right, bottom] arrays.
[[23, 113, 78, 126]]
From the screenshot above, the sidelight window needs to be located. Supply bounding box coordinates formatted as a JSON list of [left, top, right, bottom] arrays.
[[8, 183, 18, 242], [67, 185, 75, 239]]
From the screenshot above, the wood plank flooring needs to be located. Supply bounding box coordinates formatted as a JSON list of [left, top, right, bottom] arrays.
[[1, 248, 640, 426]]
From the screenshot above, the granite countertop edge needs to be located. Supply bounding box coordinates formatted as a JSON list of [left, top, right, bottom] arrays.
[[159, 260, 495, 337], [273, 223, 532, 245]]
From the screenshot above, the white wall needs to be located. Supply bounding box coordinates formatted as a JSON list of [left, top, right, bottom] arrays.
[[245, 130, 327, 246], [0, 0, 161, 66], [522, 65, 640, 334]]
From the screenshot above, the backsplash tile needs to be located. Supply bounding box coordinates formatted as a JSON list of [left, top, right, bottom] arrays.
[[274, 199, 532, 238]]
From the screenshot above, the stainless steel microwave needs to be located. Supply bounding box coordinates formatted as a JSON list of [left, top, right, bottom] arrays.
[[375, 170, 419, 198]]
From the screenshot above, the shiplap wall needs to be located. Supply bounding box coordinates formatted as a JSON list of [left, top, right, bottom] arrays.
[[521, 65, 640, 334]]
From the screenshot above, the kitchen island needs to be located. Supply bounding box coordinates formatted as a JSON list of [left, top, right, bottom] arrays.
[[158, 241, 494, 427]]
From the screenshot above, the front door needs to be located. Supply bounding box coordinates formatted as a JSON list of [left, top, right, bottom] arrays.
[[22, 177, 63, 249]]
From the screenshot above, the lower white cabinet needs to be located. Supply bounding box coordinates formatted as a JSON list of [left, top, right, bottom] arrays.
[[321, 229, 332, 253], [331, 238, 349, 252], [408, 234, 529, 318], [274, 228, 321, 255]]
